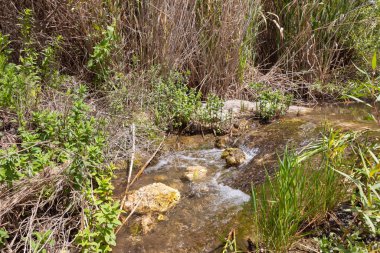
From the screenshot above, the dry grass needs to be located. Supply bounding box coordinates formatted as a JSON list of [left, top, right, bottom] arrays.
[[0, 0, 370, 97], [0, 161, 82, 252]]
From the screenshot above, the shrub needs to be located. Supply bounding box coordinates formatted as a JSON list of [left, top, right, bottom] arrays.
[[257, 90, 292, 121], [152, 71, 225, 132], [0, 10, 62, 123], [153, 71, 202, 130], [197, 93, 224, 130], [87, 23, 118, 84], [0, 86, 120, 252]]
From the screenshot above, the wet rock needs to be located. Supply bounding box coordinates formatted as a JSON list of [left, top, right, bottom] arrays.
[[183, 165, 208, 182], [141, 214, 156, 234], [189, 183, 210, 198], [288, 106, 313, 115], [215, 135, 230, 149], [233, 118, 250, 131], [230, 118, 254, 137], [168, 180, 184, 192], [124, 183, 181, 214], [153, 175, 168, 182], [221, 148, 246, 167]]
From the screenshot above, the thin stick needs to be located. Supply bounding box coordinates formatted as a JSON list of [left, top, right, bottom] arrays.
[[128, 136, 166, 190], [127, 124, 135, 184], [115, 198, 142, 235], [118, 136, 166, 214]]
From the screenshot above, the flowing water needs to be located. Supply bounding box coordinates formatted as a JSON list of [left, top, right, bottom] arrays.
[[113, 103, 379, 253]]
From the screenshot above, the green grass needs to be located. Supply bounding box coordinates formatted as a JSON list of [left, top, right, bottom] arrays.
[[251, 130, 354, 251]]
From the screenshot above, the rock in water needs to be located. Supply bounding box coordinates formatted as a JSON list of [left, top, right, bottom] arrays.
[[215, 136, 230, 149], [141, 214, 155, 234], [183, 166, 208, 181], [124, 183, 181, 213], [221, 148, 246, 167]]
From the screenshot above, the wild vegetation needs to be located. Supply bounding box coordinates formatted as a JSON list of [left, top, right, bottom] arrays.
[[251, 130, 380, 252], [0, 0, 379, 252]]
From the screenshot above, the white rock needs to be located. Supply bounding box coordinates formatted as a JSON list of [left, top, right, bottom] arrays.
[[222, 100, 259, 115]]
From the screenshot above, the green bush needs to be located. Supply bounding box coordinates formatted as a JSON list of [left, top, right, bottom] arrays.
[[152, 71, 225, 131], [258, 90, 292, 121], [0, 86, 121, 252], [87, 23, 118, 84], [153, 71, 202, 130], [197, 93, 224, 128]]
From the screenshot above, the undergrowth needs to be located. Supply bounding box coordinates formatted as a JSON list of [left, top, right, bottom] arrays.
[[0, 10, 121, 252]]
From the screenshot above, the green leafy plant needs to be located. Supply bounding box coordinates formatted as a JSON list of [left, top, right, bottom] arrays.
[[320, 140, 380, 252], [197, 93, 224, 130], [346, 52, 380, 124], [221, 230, 242, 253], [153, 71, 202, 130], [257, 90, 292, 121], [87, 23, 118, 83], [0, 10, 62, 123], [30, 230, 55, 253], [0, 85, 121, 252], [0, 228, 9, 248]]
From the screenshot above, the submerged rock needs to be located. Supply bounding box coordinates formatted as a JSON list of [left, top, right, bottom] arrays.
[[221, 148, 246, 167], [183, 165, 208, 182], [124, 183, 181, 214], [153, 175, 168, 182], [288, 106, 313, 115], [215, 135, 230, 149], [141, 214, 155, 234]]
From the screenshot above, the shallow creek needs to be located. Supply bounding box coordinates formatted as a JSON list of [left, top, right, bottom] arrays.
[[113, 103, 379, 253]]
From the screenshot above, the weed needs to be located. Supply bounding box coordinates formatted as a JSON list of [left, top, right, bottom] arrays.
[[222, 229, 242, 253], [0, 85, 121, 252], [0, 229, 9, 248], [0, 10, 62, 123], [30, 230, 55, 253], [197, 93, 224, 130]]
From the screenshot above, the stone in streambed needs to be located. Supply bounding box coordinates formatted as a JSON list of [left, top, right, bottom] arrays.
[[215, 135, 230, 149], [123, 183, 181, 214], [183, 165, 208, 182], [141, 214, 155, 234], [221, 148, 246, 167]]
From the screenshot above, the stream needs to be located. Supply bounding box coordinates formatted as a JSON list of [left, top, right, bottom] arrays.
[[113, 103, 379, 253]]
